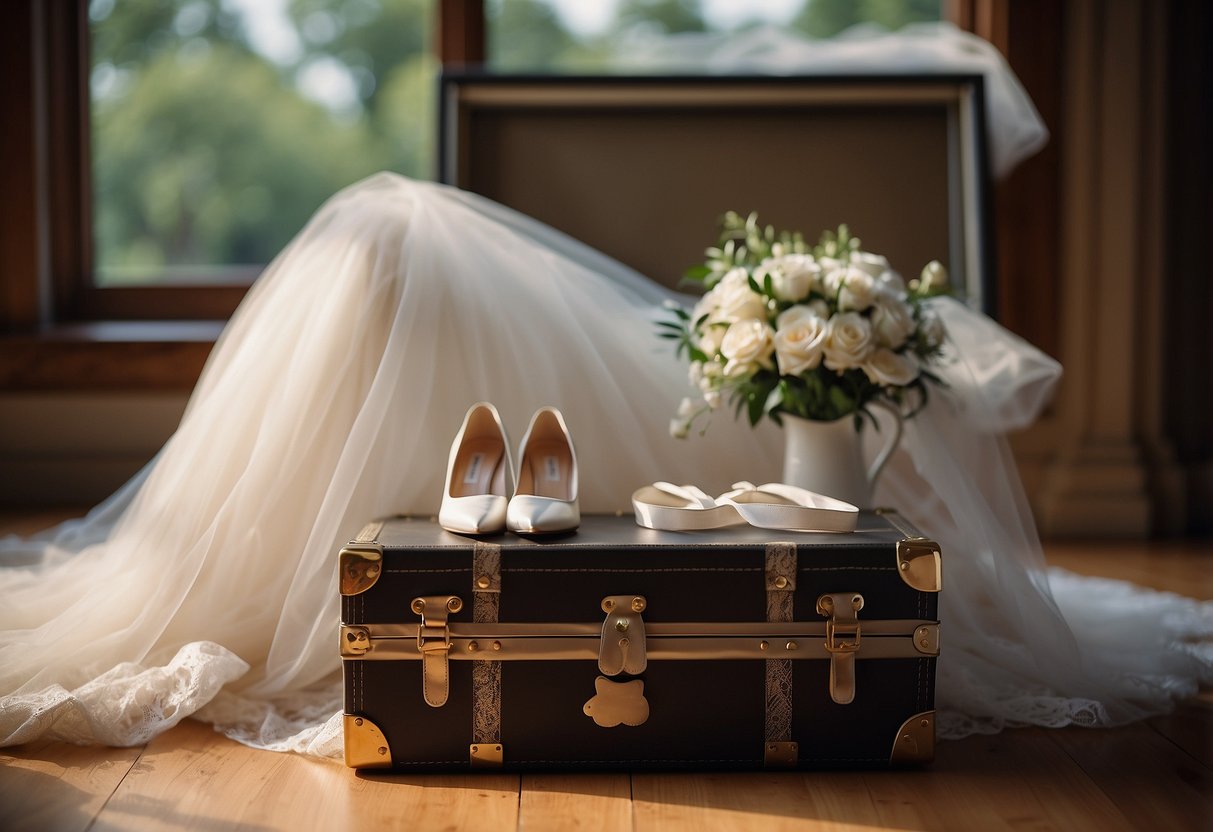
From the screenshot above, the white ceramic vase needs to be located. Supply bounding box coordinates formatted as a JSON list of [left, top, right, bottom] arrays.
[[781, 402, 903, 508]]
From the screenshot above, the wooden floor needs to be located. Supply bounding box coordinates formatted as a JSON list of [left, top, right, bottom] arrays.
[[1, 509, 1210, 832]]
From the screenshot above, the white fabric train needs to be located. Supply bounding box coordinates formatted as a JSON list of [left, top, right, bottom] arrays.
[[1, 174, 1209, 756]]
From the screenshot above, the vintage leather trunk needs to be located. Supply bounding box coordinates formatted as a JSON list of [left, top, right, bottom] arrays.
[[339, 511, 941, 771]]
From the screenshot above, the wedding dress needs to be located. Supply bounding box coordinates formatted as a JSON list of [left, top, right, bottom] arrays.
[[1, 172, 1209, 757]]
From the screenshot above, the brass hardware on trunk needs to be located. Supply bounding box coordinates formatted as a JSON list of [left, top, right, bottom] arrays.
[[889, 711, 936, 764], [598, 595, 647, 675], [470, 743, 504, 767], [339, 544, 384, 596], [764, 741, 799, 768], [895, 539, 943, 592], [583, 676, 650, 727], [343, 714, 392, 768], [411, 595, 462, 707], [340, 625, 371, 657], [914, 624, 940, 655], [818, 592, 863, 705], [338, 619, 939, 662]]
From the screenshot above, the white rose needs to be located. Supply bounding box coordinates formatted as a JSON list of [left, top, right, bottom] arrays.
[[712, 267, 768, 322], [758, 254, 820, 302], [694, 322, 728, 355], [773, 308, 827, 377], [821, 267, 848, 296], [870, 298, 916, 349], [808, 298, 830, 319], [919, 308, 946, 349], [863, 348, 920, 387], [822, 312, 874, 370], [877, 270, 907, 299], [720, 319, 775, 378], [850, 251, 891, 279], [838, 268, 879, 312]]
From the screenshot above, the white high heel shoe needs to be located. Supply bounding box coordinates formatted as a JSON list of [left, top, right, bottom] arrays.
[[631, 482, 746, 531], [718, 481, 858, 533], [507, 407, 580, 534], [439, 402, 513, 535]]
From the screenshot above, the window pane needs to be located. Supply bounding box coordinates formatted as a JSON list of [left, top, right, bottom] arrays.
[[487, 0, 943, 72], [90, 0, 435, 287]]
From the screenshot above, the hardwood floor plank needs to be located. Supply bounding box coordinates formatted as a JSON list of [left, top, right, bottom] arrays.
[[1044, 540, 1213, 599], [1050, 722, 1213, 831], [90, 720, 520, 832], [632, 770, 879, 832], [1147, 697, 1213, 770], [519, 773, 632, 832], [0, 739, 143, 832], [881, 729, 1137, 832]]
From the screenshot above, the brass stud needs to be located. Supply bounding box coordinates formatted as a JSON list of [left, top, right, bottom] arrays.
[[491, 640, 502, 651], [631, 597, 646, 612], [785, 641, 798, 651], [446, 597, 463, 613], [411, 598, 425, 614], [495, 745, 502, 752], [774, 575, 788, 589], [903, 734, 912, 742], [759, 641, 769, 651], [355, 718, 364, 727], [603, 599, 615, 611], [920, 719, 930, 728], [920, 639, 930, 648], [472, 745, 479, 752], [476, 576, 491, 589], [619, 637, 630, 648], [377, 746, 387, 755], [467, 641, 479, 652], [615, 619, 629, 632], [899, 562, 910, 571]]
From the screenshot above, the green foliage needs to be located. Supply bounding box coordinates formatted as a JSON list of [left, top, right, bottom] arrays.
[[792, 0, 942, 39]]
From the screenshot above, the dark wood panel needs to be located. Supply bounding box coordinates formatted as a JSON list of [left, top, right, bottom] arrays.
[[0, 323, 220, 391]]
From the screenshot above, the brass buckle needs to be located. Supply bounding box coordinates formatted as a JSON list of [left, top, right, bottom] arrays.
[[817, 593, 864, 705], [411, 596, 462, 707], [413, 595, 462, 655], [823, 616, 862, 654]]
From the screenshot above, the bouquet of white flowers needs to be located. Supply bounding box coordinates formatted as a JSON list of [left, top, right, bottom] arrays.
[[663, 214, 949, 438]]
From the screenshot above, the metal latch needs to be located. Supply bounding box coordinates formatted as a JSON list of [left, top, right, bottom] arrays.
[[411, 595, 462, 707], [598, 595, 648, 675], [817, 592, 863, 705]]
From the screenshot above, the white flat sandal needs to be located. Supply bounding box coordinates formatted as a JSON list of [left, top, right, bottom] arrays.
[[718, 481, 859, 533], [631, 482, 746, 531]]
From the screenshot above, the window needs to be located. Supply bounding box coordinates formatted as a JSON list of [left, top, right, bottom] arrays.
[[486, 0, 943, 71], [89, 0, 436, 288]]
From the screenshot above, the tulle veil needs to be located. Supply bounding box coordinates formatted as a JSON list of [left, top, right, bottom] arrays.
[[1, 173, 1209, 755]]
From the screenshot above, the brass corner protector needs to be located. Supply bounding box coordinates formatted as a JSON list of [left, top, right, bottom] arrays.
[[764, 741, 799, 768], [340, 544, 384, 596], [470, 742, 504, 768], [895, 539, 942, 593], [889, 711, 935, 765], [344, 714, 392, 769]]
